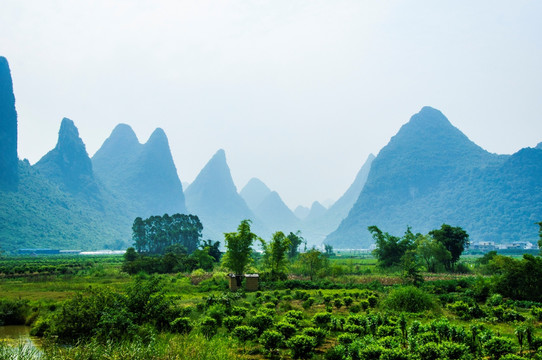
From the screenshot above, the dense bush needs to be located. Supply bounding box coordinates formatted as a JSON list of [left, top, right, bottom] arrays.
[[260, 329, 284, 353], [199, 316, 218, 338], [384, 286, 435, 312], [287, 334, 317, 359], [0, 299, 29, 325], [170, 317, 192, 334], [483, 336, 515, 359], [276, 321, 297, 339]]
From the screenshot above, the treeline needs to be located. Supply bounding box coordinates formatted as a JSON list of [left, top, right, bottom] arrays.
[[133, 213, 202, 254]]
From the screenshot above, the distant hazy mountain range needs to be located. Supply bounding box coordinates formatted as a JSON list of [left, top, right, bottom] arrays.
[[1, 56, 541, 252]]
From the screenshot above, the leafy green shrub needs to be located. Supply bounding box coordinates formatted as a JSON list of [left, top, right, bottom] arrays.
[[500, 355, 528, 360], [448, 301, 471, 319], [302, 327, 327, 346], [263, 302, 276, 309], [377, 325, 398, 337], [312, 312, 332, 328], [232, 325, 257, 343], [30, 318, 50, 337], [0, 299, 29, 325], [492, 305, 525, 322], [287, 335, 317, 359], [440, 341, 469, 360], [231, 306, 248, 317], [417, 342, 441, 360], [385, 286, 435, 313], [483, 336, 515, 360], [170, 317, 192, 334], [260, 329, 284, 353], [199, 316, 218, 338], [303, 297, 315, 309], [334, 298, 343, 309], [349, 304, 361, 313], [325, 345, 347, 360], [323, 295, 333, 305], [284, 310, 304, 325], [276, 321, 297, 339], [223, 315, 243, 331], [415, 332, 439, 346], [367, 295, 378, 308], [206, 304, 226, 326], [358, 344, 384, 360], [380, 347, 410, 360], [343, 296, 354, 307], [531, 307, 542, 321], [359, 299, 370, 311], [488, 294, 504, 307], [337, 332, 357, 346], [248, 314, 273, 335], [330, 316, 344, 331]]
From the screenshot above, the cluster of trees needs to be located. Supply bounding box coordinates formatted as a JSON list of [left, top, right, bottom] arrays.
[[370, 224, 470, 274], [132, 214, 203, 254], [222, 220, 307, 281], [221, 220, 332, 282], [123, 241, 221, 274], [124, 214, 222, 274]]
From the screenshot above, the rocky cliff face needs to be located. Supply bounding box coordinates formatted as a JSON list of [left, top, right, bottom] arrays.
[[0, 57, 18, 191]]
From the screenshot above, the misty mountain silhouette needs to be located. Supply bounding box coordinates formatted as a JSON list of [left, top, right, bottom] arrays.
[[325, 107, 541, 248], [92, 124, 186, 218], [0, 56, 18, 191], [35, 118, 100, 200], [185, 149, 258, 239], [254, 191, 300, 234], [240, 177, 272, 211]]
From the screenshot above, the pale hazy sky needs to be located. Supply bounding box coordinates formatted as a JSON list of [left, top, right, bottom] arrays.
[[1, 1, 541, 209]]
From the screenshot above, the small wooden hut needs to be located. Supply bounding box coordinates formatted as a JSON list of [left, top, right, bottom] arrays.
[[227, 273, 259, 291]]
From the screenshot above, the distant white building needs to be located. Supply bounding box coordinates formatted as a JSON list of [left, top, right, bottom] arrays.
[[470, 241, 496, 251]]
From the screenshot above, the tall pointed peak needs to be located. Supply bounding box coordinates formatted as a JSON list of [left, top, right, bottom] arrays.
[[379, 107, 491, 168], [243, 177, 271, 192], [146, 127, 168, 145], [187, 149, 235, 195], [58, 117, 80, 142], [405, 106, 453, 130], [35, 118, 97, 197], [212, 148, 226, 161], [109, 123, 139, 144], [0, 56, 18, 190], [240, 177, 272, 211]]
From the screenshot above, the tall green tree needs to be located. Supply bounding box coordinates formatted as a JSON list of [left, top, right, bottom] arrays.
[[260, 231, 291, 281], [299, 248, 328, 280], [415, 234, 452, 272], [369, 225, 416, 268], [429, 224, 469, 271], [287, 231, 304, 259], [222, 219, 259, 276], [537, 221, 542, 255], [200, 239, 222, 262]]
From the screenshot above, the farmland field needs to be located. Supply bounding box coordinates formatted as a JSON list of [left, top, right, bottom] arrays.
[[1, 251, 542, 360]]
